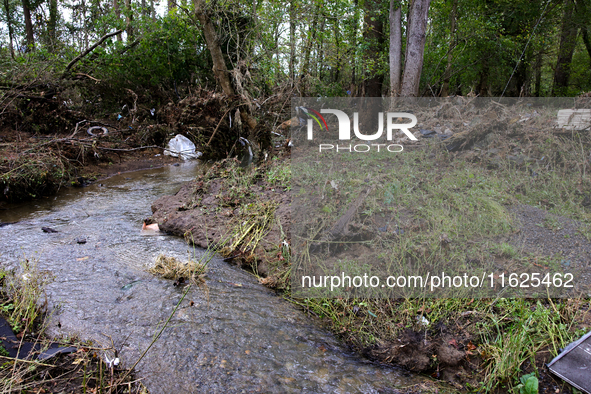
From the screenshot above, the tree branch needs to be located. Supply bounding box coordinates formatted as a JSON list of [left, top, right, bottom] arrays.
[[63, 30, 124, 74]]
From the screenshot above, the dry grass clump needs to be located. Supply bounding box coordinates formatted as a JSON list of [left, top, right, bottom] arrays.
[[149, 254, 206, 283]]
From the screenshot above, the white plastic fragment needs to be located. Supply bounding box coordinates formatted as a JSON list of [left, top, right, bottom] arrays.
[[105, 355, 120, 368], [164, 134, 203, 160], [417, 315, 430, 327]]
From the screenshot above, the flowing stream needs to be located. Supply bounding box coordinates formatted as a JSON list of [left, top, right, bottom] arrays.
[[0, 163, 425, 393]]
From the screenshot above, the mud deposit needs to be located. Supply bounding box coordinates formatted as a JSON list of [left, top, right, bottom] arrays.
[[0, 163, 429, 393]]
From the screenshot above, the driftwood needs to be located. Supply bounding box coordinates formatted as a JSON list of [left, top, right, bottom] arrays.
[[309, 186, 373, 252], [63, 30, 124, 74], [327, 186, 373, 239]]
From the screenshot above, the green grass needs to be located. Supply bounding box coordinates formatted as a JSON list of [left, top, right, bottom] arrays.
[[286, 109, 591, 390], [0, 259, 50, 334]]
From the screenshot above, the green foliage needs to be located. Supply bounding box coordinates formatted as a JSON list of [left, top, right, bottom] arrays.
[[89, 14, 211, 90], [1, 0, 589, 97], [267, 158, 291, 188], [0, 260, 50, 334], [515, 373, 539, 394]]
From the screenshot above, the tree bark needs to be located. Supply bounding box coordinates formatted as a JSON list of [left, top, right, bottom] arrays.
[[534, 49, 543, 97], [194, 0, 235, 96], [300, 3, 319, 81], [583, 28, 591, 71], [81, 0, 88, 49], [400, 0, 431, 97], [333, 15, 341, 83], [440, 0, 456, 97], [113, 0, 122, 41], [389, 0, 402, 97], [350, 0, 359, 95], [125, 0, 134, 40], [363, 0, 384, 97], [47, 0, 58, 48], [478, 57, 489, 96], [3, 0, 15, 58], [289, 0, 296, 84], [552, 0, 578, 95], [575, 0, 591, 71], [22, 0, 35, 51]]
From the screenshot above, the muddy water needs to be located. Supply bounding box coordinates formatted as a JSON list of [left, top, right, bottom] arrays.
[[0, 163, 424, 393]]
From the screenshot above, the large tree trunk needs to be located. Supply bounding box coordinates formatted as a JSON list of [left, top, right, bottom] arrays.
[[363, 0, 384, 97], [440, 0, 457, 97], [22, 0, 35, 51], [125, 0, 134, 40], [583, 28, 591, 72], [350, 0, 359, 95], [389, 0, 402, 97], [534, 49, 543, 97], [289, 1, 296, 84], [194, 0, 235, 96], [552, 0, 578, 95], [333, 13, 341, 83], [400, 0, 431, 97], [47, 0, 58, 48], [3, 0, 15, 58], [300, 3, 319, 82], [575, 0, 591, 72], [81, 0, 88, 49], [113, 0, 122, 41], [478, 57, 489, 96]]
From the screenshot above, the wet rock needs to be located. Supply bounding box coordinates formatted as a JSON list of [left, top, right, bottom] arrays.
[[419, 129, 437, 138], [437, 344, 465, 367]]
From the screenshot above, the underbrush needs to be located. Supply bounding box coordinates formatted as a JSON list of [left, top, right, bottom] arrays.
[[0, 151, 76, 202]]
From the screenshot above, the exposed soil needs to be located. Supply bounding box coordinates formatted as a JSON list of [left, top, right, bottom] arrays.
[[151, 156, 291, 279]]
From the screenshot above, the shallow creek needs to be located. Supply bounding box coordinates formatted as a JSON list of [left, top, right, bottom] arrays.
[[0, 163, 425, 393]]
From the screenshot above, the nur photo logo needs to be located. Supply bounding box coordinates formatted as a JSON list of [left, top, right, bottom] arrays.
[[296, 105, 418, 153]]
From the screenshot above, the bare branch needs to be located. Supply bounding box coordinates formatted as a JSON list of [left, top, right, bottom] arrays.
[[63, 30, 124, 74]]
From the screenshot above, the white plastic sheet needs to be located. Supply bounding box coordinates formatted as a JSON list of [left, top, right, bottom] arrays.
[[163, 134, 202, 160]]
